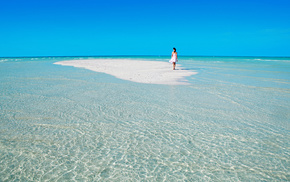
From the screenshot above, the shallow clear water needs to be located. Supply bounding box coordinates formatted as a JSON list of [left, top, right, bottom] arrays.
[[0, 56, 289, 181]]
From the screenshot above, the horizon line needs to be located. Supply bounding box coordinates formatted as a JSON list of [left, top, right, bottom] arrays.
[[1, 55, 290, 58]]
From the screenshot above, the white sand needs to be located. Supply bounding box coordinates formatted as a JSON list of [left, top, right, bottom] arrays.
[[54, 59, 197, 85]]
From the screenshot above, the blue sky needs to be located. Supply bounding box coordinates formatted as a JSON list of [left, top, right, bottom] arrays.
[[0, 0, 289, 57]]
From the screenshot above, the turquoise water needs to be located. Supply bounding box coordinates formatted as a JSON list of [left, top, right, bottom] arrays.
[[0, 56, 289, 181]]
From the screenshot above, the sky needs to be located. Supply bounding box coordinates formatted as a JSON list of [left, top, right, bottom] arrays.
[[0, 0, 290, 57]]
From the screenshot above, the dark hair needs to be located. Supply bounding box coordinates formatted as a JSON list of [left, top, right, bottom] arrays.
[[173, 47, 176, 51]]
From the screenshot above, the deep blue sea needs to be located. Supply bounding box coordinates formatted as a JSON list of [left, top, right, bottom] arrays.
[[0, 56, 289, 181]]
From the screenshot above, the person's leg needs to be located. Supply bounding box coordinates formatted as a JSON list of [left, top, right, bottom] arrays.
[[173, 62, 176, 70]]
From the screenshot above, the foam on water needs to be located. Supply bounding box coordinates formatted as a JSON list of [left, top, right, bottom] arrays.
[[0, 56, 289, 181]]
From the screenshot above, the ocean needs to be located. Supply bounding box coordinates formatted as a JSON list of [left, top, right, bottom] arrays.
[[0, 56, 289, 181]]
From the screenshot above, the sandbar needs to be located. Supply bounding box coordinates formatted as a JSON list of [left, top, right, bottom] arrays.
[[54, 59, 197, 85]]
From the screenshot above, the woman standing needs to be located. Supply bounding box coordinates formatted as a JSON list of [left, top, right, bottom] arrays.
[[169, 47, 178, 70]]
